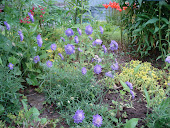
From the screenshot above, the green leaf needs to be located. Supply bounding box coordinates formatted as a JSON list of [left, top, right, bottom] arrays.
[[0, 104, 4, 115], [154, 27, 159, 34], [21, 99, 28, 111], [137, 0, 142, 6], [120, 80, 130, 92], [143, 87, 150, 107], [144, 18, 159, 27], [124, 118, 139, 128], [0, 57, 2, 65], [8, 56, 18, 65], [134, 64, 141, 73], [41, 118, 47, 124]]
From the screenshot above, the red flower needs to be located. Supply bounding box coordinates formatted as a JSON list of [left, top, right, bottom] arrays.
[[123, 6, 127, 10], [30, 10, 32, 12], [31, 12, 34, 15], [103, 4, 109, 9], [19, 19, 23, 23], [32, 7, 35, 10], [42, 12, 45, 14], [117, 8, 122, 12], [41, 8, 44, 10], [40, 15, 43, 18]]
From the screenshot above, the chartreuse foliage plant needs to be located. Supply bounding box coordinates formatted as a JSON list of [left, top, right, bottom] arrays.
[[114, 60, 167, 107]]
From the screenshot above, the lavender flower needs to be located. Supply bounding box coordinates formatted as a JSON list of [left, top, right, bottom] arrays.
[[105, 71, 114, 78], [130, 90, 135, 99], [102, 45, 107, 54], [81, 67, 87, 75], [78, 47, 83, 52], [111, 63, 119, 70], [51, 43, 57, 51], [28, 12, 34, 22], [65, 44, 75, 55], [85, 25, 93, 35], [74, 36, 79, 44], [77, 28, 82, 35], [94, 55, 102, 63], [89, 36, 93, 40], [110, 40, 118, 51], [165, 56, 170, 63], [73, 110, 85, 124], [94, 39, 102, 45], [65, 28, 74, 37], [34, 55, 40, 63], [60, 37, 65, 42], [99, 26, 104, 34], [4, 21, 10, 30], [18, 31, 24, 41], [92, 41, 96, 46], [37, 34, 43, 47], [58, 53, 64, 60], [46, 60, 52, 68], [8, 63, 13, 70], [92, 114, 103, 127], [125, 81, 133, 90], [94, 64, 102, 74]]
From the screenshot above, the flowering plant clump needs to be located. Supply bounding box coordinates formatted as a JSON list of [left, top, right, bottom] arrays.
[[8, 63, 14, 70], [94, 64, 102, 74], [34, 55, 40, 64], [92, 114, 103, 127], [65, 28, 74, 37], [65, 44, 75, 55], [85, 25, 93, 35]]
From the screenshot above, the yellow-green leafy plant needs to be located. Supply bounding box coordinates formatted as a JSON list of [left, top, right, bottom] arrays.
[[113, 60, 167, 106]]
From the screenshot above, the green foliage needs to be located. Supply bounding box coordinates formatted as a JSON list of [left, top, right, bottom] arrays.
[[146, 97, 170, 128], [114, 60, 167, 107], [120, 0, 170, 60], [7, 99, 48, 127], [0, 65, 23, 122], [124, 118, 139, 128]]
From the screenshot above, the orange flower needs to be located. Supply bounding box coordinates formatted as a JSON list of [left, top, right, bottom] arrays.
[[103, 4, 109, 9]]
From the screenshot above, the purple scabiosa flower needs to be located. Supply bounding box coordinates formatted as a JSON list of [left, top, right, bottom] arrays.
[[74, 36, 79, 44], [28, 12, 34, 22], [105, 71, 114, 78], [8, 63, 14, 70], [94, 64, 102, 74], [18, 31, 24, 41], [125, 81, 133, 90], [167, 83, 170, 86], [111, 63, 119, 70], [92, 114, 103, 127], [73, 110, 85, 124], [99, 26, 104, 34], [60, 37, 65, 42], [58, 53, 64, 60], [65, 44, 75, 55], [89, 36, 93, 40], [33, 55, 40, 63], [165, 56, 170, 63], [81, 67, 87, 75], [77, 28, 82, 35], [46, 60, 53, 68], [4, 21, 10, 30], [65, 28, 74, 37], [92, 41, 96, 46], [94, 39, 102, 45], [85, 25, 93, 35], [36, 34, 43, 47], [130, 90, 135, 99], [51, 43, 57, 51], [102, 45, 107, 54], [78, 47, 83, 52], [110, 40, 118, 51]]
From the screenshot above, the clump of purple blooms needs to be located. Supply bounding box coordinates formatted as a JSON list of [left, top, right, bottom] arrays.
[[110, 40, 118, 52], [65, 28, 74, 37], [111, 63, 119, 70], [4, 21, 10, 30], [77, 28, 82, 35], [85, 25, 93, 35], [81, 67, 87, 75], [51, 43, 57, 51], [165, 56, 170, 63], [58, 53, 64, 60], [74, 36, 79, 44], [92, 114, 103, 127], [130, 90, 135, 99], [8, 63, 14, 70], [73, 110, 85, 124], [94, 64, 102, 74], [102, 45, 107, 54], [34, 55, 40, 63], [37, 34, 43, 47], [105, 71, 114, 78], [46, 60, 52, 68], [18, 31, 24, 41], [28, 12, 34, 22], [65, 44, 75, 55], [99, 26, 104, 34], [125, 81, 133, 90]]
